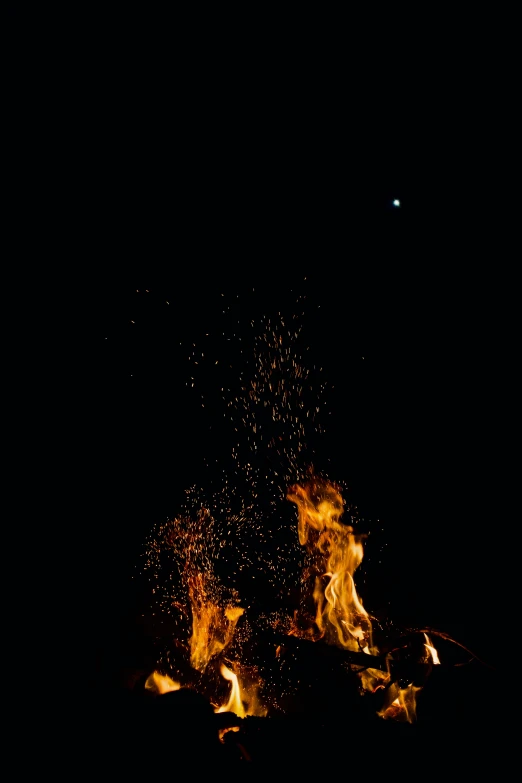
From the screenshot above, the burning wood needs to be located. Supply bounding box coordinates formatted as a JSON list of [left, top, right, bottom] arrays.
[[128, 470, 507, 770], [137, 476, 465, 734]]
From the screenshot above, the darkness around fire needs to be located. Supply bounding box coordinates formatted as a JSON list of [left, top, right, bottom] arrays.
[[8, 8, 513, 768]]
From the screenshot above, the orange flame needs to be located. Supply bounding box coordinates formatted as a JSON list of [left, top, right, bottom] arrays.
[[188, 573, 244, 672], [146, 475, 441, 726], [286, 477, 445, 718], [144, 671, 181, 694], [287, 478, 374, 653], [374, 632, 441, 722], [215, 663, 267, 718], [424, 633, 440, 664], [216, 664, 245, 717], [377, 682, 422, 722]]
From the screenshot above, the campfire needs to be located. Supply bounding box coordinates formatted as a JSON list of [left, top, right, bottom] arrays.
[[108, 309, 499, 768], [129, 473, 493, 764]]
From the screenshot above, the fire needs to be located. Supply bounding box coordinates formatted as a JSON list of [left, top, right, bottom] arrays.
[[188, 572, 244, 673], [144, 671, 180, 694], [377, 682, 422, 722], [214, 663, 268, 718], [145, 475, 441, 727], [287, 478, 373, 652], [145, 663, 266, 720], [215, 664, 245, 717], [136, 293, 448, 735], [424, 633, 440, 664], [286, 476, 444, 720]]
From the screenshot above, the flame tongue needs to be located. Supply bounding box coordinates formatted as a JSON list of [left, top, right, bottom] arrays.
[[188, 573, 244, 672], [424, 633, 440, 665], [287, 478, 372, 652], [215, 663, 267, 719], [216, 664, 245, 717], [378, 683, 422, 722], [144, 671, 180, 694]]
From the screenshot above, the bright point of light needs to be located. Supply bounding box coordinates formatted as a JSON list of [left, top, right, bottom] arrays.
[[392, 199, 401, 207]]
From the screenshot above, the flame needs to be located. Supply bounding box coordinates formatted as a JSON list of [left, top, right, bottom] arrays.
[[424, 633, 440, 664], [378, 682, 422, 722], [287, 478, 393, 699], [287, 478, 374, 653], [188, 572, 245, 672], [215, 663, 268, 719], [374, 633, 441, 722], [216, 664, 245, 717], [144, 475, 443, 727], [286, 478, 445, 720], [144, 671, 181, 694]]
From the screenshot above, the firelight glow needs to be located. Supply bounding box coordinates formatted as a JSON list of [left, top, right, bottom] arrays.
[[141, 306, 439, 726]]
